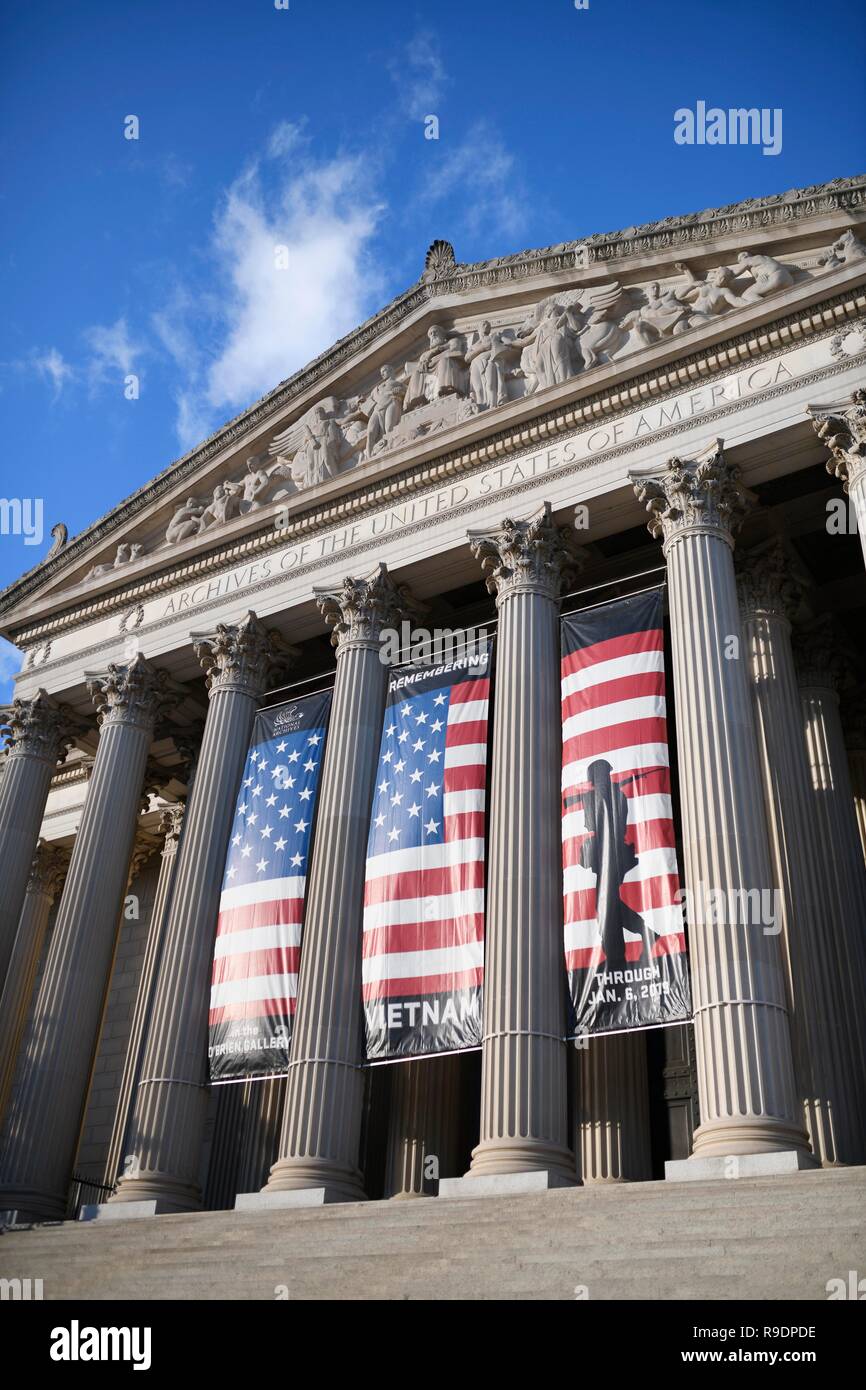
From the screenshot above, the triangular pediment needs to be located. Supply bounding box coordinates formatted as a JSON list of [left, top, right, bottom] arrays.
[[2, 175, 865, 634]]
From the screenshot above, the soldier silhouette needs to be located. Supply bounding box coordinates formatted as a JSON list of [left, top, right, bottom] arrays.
[[573, 759, 650, 972]]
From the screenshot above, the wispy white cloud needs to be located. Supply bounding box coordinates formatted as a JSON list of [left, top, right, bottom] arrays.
[[418, 120, 528, 241], [84, 316, 144, 388], [389, 30, 449, 122], [31, 347, 74, 398], [151, 125, 386, 446]]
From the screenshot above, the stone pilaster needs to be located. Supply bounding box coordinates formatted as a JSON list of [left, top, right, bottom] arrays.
[[0, 691, 80, 988], [575, 1033, 652, 1183], [0, 841, 69, 1126], [108, 613, 289, 1214], [738, 550, 864, 1163], [102, 804, 186, 1188], [262, 564, 416, 1202], [460, 502, 582, 1184], [808, 389, 866, 570], [0, 656, 178, 1222], [384, 1056, 461, 1198], [794, 620, 866, 1147], [632, 446, 808, 1163]]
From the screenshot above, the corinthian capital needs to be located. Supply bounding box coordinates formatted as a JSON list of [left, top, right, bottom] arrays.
[[27, 839, 70, 899], [314, 562, 419, 653], [192, 611, 295, 697], [807, 390, 866, 492], [86, 653, 181, 732], [736, 539, 806, 624], [632, 443, 752, 551], [0, 688, 83, 764], [468, 501, 583, 605], [159, 801, 186, 853], [793, 615, 859, 694]]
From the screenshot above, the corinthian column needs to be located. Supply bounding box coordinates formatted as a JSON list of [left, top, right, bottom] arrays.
[[102, 803, 186, 1189], [0, 691, 80, 988], [575, 1033, 652, 1183], [384, 1056, 461, 1198], [444, 502, 581, 1193], [632, 446, 809, 1172], [255, 564, 416, 1206], [107, 613, 288, 1216], [808, 390, 866, 570], [0, 841, 69, 1125], [794, 619, 866, 1146], [738, 547, 865, 1164], [0, 656, 179, 1222]]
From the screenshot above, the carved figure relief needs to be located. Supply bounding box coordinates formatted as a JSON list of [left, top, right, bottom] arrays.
[[74, 227, 862, 584]]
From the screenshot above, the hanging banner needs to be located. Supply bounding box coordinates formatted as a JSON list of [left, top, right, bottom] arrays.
[[560, 590, 691, 1036], [208, 689, 332, 1082], [362, 643, 491, 1061]]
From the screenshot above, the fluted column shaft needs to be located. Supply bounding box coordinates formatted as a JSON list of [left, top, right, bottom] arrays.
[[797, 653, 866, 1144], [384, 1056, 461, 1198], [576, 1033, 652, 1182], [102, 805, 185, 1188], [110, 613, 287, 1212], [0, 692, 78, 988], [846, 743, 866, 864], [633, 449, 806, 1158], [0, 657, 176, 1221], [0, 842, 68, 1126], [238, 1077, 286, 1194], [465, 504, 581, 1180], [265, 564, 415, 1199], [739, 567, 865, 1163]]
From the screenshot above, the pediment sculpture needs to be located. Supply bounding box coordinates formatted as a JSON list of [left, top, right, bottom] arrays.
[[73, 234, 864, 586]]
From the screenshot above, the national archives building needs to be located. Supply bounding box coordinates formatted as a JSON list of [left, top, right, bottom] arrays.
[[1, 176, 866, 1225]]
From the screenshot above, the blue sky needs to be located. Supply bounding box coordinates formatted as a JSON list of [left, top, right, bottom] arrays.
[[1, 0, 864, 694]]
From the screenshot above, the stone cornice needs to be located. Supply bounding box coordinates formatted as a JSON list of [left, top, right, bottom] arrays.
[[2, 176, 863, 623], [8, 279, 865, 654]]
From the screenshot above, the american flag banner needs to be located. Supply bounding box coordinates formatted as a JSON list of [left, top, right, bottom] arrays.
[[208, 690, 332, 1082], [362, 643, 492, 1061], [561, 589, 691, 1035]]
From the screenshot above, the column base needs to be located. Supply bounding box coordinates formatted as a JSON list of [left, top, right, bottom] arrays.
[[79, 1198, 185, 1221], [262, 1156, 366, 1204], [235, 1186, 362, 1211], [466, 1138, 576, 1184], [666, 1150, 817, 1183], [439, 1169, 576, 1200], [107, 1172, 201, 1214], [691, 1114, 811, 1159]]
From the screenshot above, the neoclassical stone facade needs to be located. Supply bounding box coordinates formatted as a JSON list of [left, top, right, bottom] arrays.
[[1, 178, 866, 1222]]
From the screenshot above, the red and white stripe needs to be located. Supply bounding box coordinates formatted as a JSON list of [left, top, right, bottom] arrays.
[[561, 630, 685, 970], [208, 875, 305, 1025], [362, 677, 488, 1000]]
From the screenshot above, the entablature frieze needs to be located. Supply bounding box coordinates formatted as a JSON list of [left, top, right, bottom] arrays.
[[2, 181, 864, 625], [7, 314, 865, 695], [9, 284, 866, 660]]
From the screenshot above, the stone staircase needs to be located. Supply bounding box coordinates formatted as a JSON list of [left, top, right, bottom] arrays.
[[1, 1167, 864, 1300]]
